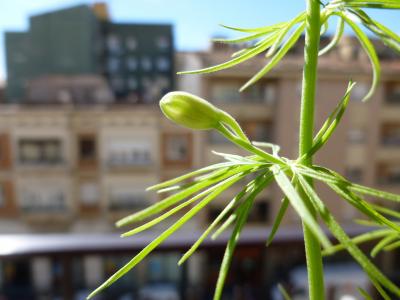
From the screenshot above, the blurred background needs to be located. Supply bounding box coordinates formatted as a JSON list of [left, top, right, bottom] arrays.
[[0, 1, 399, 299]]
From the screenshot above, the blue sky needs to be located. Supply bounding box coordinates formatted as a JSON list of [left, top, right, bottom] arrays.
[[0, 0, 399, 81]]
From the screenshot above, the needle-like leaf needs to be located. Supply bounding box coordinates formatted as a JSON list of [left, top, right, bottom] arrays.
[[88, 172, 246, 299], [297, 174, 400, 298], [340, 12, 380, 102], [272, 165, 332, 249], [370, 234, 398, 257], [240, 22, 306, 91], [117, 165, 255, 227], [178, 32, 279, 75], [213, 172, 274, 300], [319, 17, 344, 56]]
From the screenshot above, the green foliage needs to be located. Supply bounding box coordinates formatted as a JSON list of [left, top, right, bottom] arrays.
[[88, 1, 400, 299]]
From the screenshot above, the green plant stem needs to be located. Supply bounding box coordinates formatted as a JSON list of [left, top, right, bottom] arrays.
[[299, 1, 324, 300]]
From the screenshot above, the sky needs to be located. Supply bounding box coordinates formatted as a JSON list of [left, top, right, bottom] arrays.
[[0, 0, 399, 81]]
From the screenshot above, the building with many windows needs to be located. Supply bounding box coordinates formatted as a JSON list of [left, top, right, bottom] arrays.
[[5, 3, 174, 103], [0, 37, 399, 298]]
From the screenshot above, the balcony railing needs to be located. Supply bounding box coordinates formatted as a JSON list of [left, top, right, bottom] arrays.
[[382, 136, 400, 146], [386, 92, 400, 104], [106, 152, 152, 168], [109, 196, 148, 211]]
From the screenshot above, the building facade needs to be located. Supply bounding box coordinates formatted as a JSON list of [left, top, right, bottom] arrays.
[[5, 3, 174, 104], [0, 37, 399, 298]]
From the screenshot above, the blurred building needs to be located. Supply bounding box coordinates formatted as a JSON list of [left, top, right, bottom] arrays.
[[5, 3, 174, 103], [0, 29, 400, 299]]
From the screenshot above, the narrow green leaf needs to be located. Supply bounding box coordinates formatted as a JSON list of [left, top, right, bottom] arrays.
[[211, 151, 261, 164], [340, 12, 380, 102], [219, 22, 286, 33], [350, 9, 400, 43], [88, 172, 246, 299], [212, 31, 276, 44], [213, 172, 274, 300], [117, 165, 254, 227], [178, 33, 279, 75], [322, 229, 392, 255], [329, 183, 400, 234], [147, 162, 238, 191], [296, 165, 400, 203], [383, 240, 400, 252], [121, 171, 250, 238], [266, 12, 306, 57], [369, 203, 400, 219], [358, 287, 374, 300], [297, 174, 400, 298], [272, 165, 332, 249], [301, 81, 355, 160], [252, 141, 281, 156], [370, 234, 398, 257], [278, 283, 292, 300], [240, 22, 306, 91], [212, 214, 237, 240], [319, 17, 345, 56], [267, 197, 289, 246], [178, 175, 254, 265], [343, 0, 400, 9]]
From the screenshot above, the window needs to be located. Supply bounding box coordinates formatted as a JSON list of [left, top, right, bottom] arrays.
[[211, 83, 241, 103], [126, 57, 138, 71], [345, 167, 363, 183], [244, 121, 274, 142], [211, 82, 276, 103], [20, 185, 66, 212], [141, 56, 152, 71], [347, 128, 366, 144], [248, 201, 269, 223], [107, 34, 121, 53], [78, 134, 97, 167], [155, 36, 170, 50], [80, 182, 99, 206], [19, 139, 62, 165], [109, 187, 147, 211], [263, 82, 277, 103], [126, 37, 137, 51], [156, 56, 170, 71], [209, 131, 229, 144], [127, 77, 138, 90], [386, 82, 400, 104], [377, 164, 400, 185], [107, 57, 120, 73], [163, 133, 192, 166], [111, 76, 124, 92], [381, 124, 400, 146], [352, 83, 369, 102], [106, 139, 152, 168]]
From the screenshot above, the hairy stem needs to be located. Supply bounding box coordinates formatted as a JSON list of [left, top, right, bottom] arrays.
[[299, 1, 324, 300]]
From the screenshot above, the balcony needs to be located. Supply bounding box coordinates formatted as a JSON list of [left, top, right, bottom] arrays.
[[108, 195, 148, 212], [106, 151, 152, 170], [18, 139, 65, 168], [376, 164, 400, 186], [20, 195, 70, 224], [381, 124, 400, 146]]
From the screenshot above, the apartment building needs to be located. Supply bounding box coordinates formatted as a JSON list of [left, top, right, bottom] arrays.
[[0, 37, 399, 298], [5, 3, 174, 103]]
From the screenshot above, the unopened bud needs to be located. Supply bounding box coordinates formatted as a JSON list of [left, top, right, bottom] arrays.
[[160, 91, 223, 130]]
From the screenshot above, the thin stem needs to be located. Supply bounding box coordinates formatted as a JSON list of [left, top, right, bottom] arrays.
[[299, 1, 324, 300]]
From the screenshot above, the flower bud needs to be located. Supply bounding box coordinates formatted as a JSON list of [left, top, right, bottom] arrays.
[[160, 91, 223, 130]]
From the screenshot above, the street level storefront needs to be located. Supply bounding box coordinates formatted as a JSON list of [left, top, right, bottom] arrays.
[[0, 226, 393, 300]]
